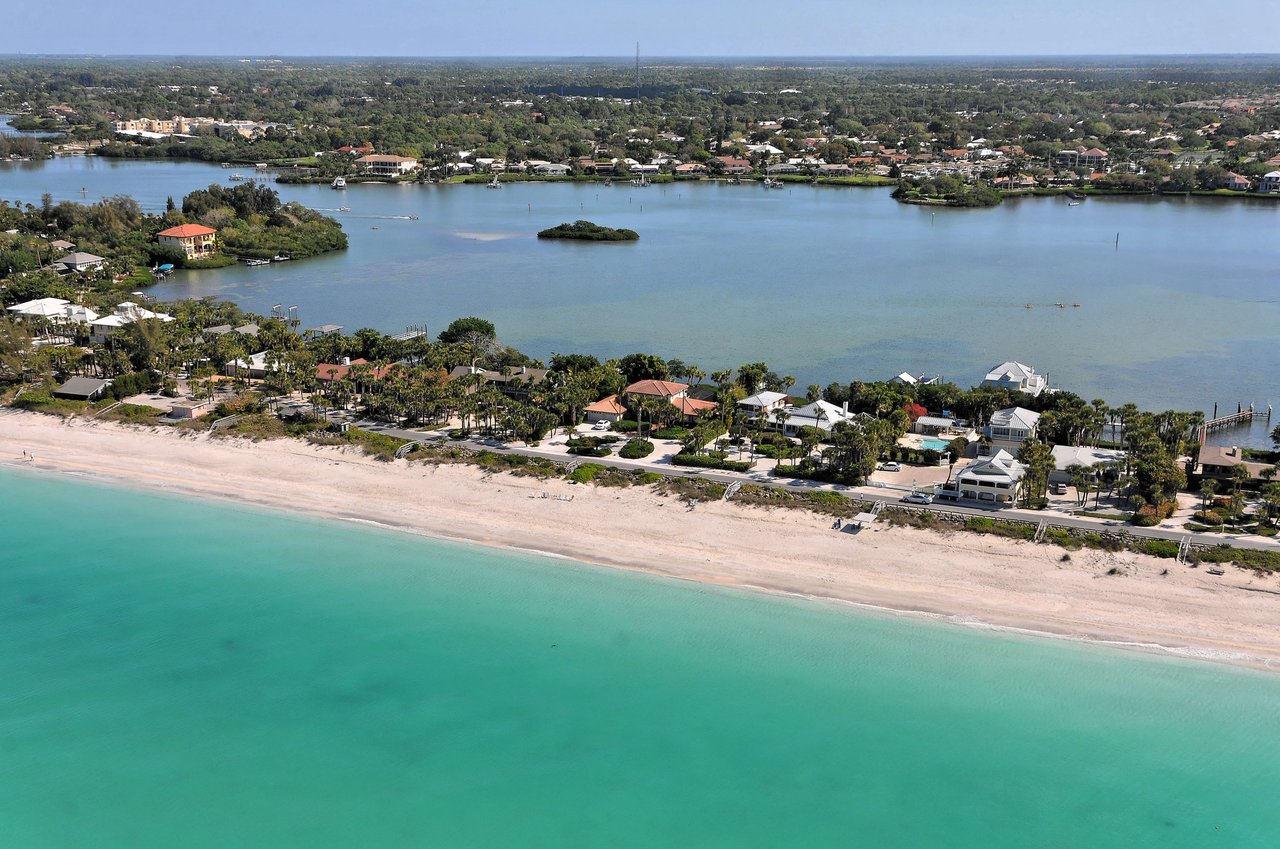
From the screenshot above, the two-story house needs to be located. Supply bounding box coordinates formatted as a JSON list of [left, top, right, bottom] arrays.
[[157, 224, 217, 259], [981, 361, 1048, 396], [982, 407, 1041, 455]]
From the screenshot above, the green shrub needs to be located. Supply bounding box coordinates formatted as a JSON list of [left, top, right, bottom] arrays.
[[106, 370, 160, 400], [568, 463, 605, 483], [614, 419, 640, 433], [1044, 528, 1080, 549], [965, 517, 995, 532], [619, 438, 655, 459], [343, 427, 411, 461], [651, 426, 689, 440], [567, 436, 612, 457], [11, 388, 87, 416], [1132, 499, 1176, 527], [670, 451, 750, 472], [1139, 539, 1181, 559], [215, 391, 265, 417]]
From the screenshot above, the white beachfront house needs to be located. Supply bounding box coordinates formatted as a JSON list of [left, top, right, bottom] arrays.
[[1258, 171, 1280, 193], [952, 449, 1026, 503], [1049, 445, 1126, 485], [89, 302, 174, 345], [738, 391, 790, 420], [981, 361, 1048, 396], [776, 400, 858, 435], [982, 406, 1041, 455], [355, 154, 419, 176], [532, 162, 570, 176], [889, 371, 940, 386]]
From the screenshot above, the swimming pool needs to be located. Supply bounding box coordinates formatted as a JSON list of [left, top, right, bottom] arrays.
[[921, 438, 953, 451]]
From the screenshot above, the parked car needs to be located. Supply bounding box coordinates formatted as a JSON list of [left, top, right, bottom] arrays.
[[592, 420, 611, 430], [900, 492, 933, 505], [880, 461, 902, 472]]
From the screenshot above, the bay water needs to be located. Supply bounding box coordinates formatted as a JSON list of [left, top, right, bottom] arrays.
[[3, 467, 1280, 847], [0, 157, 1276, 442]]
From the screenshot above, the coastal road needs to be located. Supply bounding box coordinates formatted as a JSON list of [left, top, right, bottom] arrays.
[[343, 417, 1278, 553]]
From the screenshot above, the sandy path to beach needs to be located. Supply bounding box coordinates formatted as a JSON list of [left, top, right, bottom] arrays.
[[2, 411, 1278, 670]]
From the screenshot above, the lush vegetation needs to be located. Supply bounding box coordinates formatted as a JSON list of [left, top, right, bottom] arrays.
[[537, 220, 638, 241], [893, 175, 1002, 207], [619, 438, 655, 459], [7, 56, 1280, 178], [0, 183, 346, 306]]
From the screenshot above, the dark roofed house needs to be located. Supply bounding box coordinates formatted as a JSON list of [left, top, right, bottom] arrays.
[[448, 364, 548, 399], [53, 252, 106, 273], [54, 376, 111, 401], [1197, 445, 1274, 484]]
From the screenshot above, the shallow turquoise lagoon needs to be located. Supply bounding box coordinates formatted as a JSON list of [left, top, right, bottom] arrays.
[[3, 467, 1280, 848]]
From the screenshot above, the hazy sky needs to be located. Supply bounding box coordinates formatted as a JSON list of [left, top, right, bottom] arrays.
[[4, 0, 1278, 57]]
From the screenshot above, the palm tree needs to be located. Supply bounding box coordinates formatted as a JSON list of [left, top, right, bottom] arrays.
[[1199, 479, 1217, 515]]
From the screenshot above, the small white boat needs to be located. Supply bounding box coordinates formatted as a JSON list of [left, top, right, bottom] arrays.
[[229, 173, 246, 181], [243, 258, 270, 266], [272, 255, 291, 262], [486, 176, 501, 188], [331, 177, 346, 189]]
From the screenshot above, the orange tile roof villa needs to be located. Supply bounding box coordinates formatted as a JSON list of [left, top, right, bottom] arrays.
[[156, 223, 217, 259], [624, 379, 689, 399]]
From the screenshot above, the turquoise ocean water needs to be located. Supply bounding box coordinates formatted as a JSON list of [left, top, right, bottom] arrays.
[[3, 466, 1280, 847]]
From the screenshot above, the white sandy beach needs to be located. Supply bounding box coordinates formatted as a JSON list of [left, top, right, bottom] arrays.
[[2, 410, 1278, 670]]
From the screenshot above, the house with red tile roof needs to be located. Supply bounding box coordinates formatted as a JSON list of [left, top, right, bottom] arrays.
[[157, 223, 217, 259], [624, 379, 689, 400], [712, 156, 752, 174], [584, 394, 626, 424], [315, 358, 398, 382], [622, 379, 719, 422]]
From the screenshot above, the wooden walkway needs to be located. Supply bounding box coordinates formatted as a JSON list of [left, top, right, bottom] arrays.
[[1197, 406, 1254, 444]]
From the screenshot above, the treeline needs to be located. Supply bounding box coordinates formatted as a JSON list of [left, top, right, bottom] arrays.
[[892, 175, 1002, 207], [6, 57, 1280, 179]]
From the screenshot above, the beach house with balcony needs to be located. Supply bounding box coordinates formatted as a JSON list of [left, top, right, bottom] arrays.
[[356, 154, 419, 176], [738, 391, 790, 420], [982, 407, 1041, 454], [981, 361, 1048, 396], [157, 223, 217, 259], [952, 449, 1026, 503]]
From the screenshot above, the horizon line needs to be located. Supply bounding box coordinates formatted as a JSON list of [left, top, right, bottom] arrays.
[[2, 51, 1280, 61]]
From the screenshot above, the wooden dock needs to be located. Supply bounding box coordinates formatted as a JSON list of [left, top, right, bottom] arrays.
[[1197, 406, 1254, 444]]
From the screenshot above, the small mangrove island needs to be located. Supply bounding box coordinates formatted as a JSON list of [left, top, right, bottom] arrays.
[[537, 220, 639, 241]]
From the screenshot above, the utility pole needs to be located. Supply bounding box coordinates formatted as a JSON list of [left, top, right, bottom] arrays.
[[635, 43, 640, 106]]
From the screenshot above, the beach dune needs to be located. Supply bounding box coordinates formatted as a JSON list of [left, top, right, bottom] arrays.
[[2, 410, 1277, 670]]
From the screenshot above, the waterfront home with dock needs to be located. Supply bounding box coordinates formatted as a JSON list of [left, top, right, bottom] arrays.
[[157, 223, 217, 259], [1196, 445, 1275, 486], [356, 154, 419, 177]]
